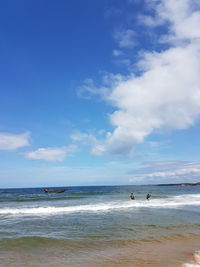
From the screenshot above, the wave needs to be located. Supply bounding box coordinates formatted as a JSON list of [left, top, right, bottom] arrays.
[[0, 192, 105, 203], [0, 236, 81, 250], [1, 233, 197, 247], [13, 196, 84, 202], [1, 194, 200, 216]]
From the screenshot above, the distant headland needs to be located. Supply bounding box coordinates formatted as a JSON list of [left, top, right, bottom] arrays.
[[157, 182, 200, 186]]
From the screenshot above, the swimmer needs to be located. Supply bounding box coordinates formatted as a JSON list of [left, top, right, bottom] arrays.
[[146, 193, 151, 200], [130, 192, 135, 200]]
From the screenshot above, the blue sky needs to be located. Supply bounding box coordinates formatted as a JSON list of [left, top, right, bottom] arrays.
[[1, 0, 200, 188]]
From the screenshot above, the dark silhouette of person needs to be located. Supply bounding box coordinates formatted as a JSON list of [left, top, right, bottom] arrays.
[[146, 193, 151, 200], [130, 192, 135, 200]]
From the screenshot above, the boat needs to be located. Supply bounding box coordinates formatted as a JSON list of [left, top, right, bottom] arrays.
[[43, 188, 66, 193]]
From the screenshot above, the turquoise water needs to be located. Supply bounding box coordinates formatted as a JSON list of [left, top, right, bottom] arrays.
[[0, 185, 200, 266]]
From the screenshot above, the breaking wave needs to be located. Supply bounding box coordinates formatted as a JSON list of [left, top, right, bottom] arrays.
[[1, 194, 200, 216]]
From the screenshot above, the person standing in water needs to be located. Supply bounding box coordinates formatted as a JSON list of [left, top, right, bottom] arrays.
[[146, 193, 151, 200], [130, 192, 135, 200]]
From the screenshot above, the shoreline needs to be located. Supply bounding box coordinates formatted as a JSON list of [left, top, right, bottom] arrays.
[[1, 234, 200, 266], [1, 186, 200, 266]]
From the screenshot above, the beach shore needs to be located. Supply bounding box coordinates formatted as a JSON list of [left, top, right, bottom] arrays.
[[1, 186, 200, 267], [0, 234, 200, 267]]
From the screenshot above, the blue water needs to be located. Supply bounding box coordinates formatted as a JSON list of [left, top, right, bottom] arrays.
[[0, 185, 200, 266]]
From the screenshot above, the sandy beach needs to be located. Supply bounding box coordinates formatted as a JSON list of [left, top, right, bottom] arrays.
[[0, 234, 200, 266]]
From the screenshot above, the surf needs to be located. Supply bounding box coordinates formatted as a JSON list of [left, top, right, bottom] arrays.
[[1, 194, 200, 216]]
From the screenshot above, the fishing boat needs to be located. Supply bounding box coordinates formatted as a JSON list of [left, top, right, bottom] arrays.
[[43, 188, 66, 193]]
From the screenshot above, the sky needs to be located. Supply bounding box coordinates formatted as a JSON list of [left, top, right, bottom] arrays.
[[1, 0, 200, 188]]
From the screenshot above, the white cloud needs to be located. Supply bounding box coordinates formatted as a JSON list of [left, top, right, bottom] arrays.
[[80, 0, 200, 156], [113, 29, 136, 48], [137, 14, 163, 27], [147, 168, 200, 178], [78, 73, 127, 100], [71, 132, 97, 144], [156, 0, 200, 42], [77, 78, 108, 99], [128, 161, 200, 184], [0, 132, 30, 150], [25, 145, 77, 162], [140, 0, 200, 43], [71, 132, 106, 156], [106, 43, 200, 154]]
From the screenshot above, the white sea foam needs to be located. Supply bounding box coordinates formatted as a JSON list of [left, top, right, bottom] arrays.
[[183, 251, 200, 267], [1, 194, 200, 216], [184, 265, 200, 267]]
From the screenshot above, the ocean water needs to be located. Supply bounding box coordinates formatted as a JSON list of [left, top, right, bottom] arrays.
[[0, 185, 200, 266]]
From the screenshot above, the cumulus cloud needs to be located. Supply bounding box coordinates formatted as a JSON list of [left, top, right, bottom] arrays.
[[80, 0, 200, 156], [0, 132, 30, 150], [106, 43, 200, 153], [155, 0, 200, 43], [25, 145, 77, 162]]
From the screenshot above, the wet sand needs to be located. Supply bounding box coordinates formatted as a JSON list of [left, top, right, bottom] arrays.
[[0, 234, 200, 267]]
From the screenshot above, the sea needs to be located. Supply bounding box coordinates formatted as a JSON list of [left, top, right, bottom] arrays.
[[0, 185, 200, 266]]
